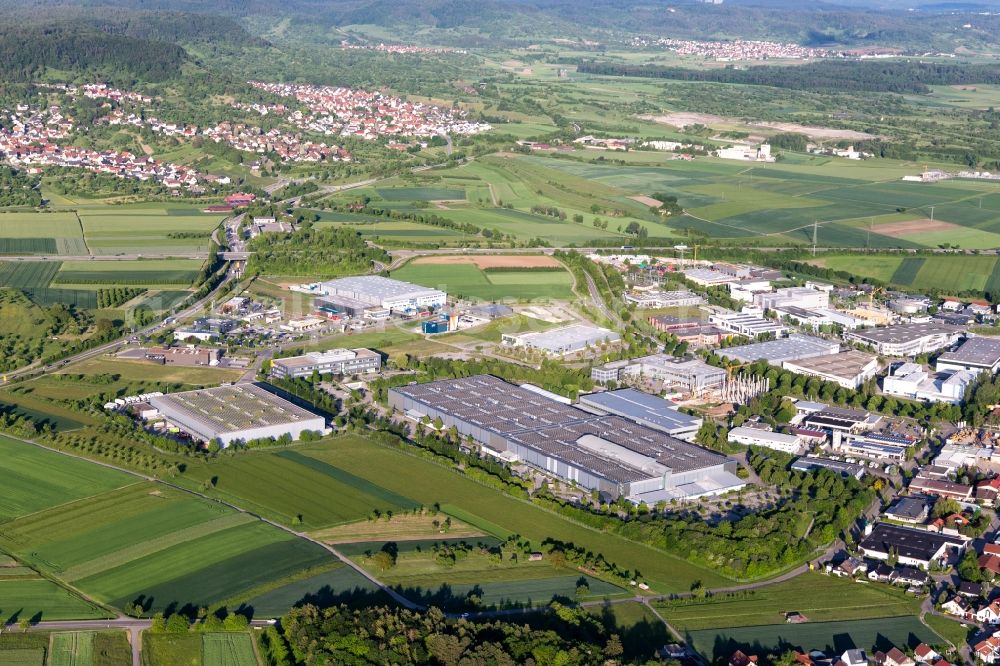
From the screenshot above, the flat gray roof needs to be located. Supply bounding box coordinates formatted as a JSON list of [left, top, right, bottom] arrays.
[[938, 336, 1000, 369], [321, 275, 445, 302], [719, 334, 840, 364], [783, 350, 877, 380], [392, 375, 725, 483], [149, 383, 321, 436], [850, 322, 962, 344], [578, 389, 701, 434]]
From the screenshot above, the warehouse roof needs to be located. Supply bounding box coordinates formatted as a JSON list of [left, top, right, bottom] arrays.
[[719, 334, 840, 364], [850, 322, 962, 345], [273, 348, 379, 369], [507, 324, 620, 353], [937, 336, 1000, 370], [578, 389, 701, 434], [149, 383, 320, 435], [320, 275, 444, 301], [859, 523, 963, 563], [392, 375, 725, 483], [783, 350, 878, 381]]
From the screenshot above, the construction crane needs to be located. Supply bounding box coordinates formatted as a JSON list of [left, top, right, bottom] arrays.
[[867, 286, 885, 309]]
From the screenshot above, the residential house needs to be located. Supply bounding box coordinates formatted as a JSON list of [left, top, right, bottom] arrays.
[[978, 477, 1000, 506], [913, 645, 939, 664], [941, 595, 972, 619], [841, 650, 868, 666], [978, 601, 1000, 625], [885, 647, 915, 666], [729, 651, 758, 666], [837, 557, 867, 577], [895, 566, 929, 587], [958, 581, 984, 597], [981, 553, 1000, 576], [976, 636, 1000, 664]]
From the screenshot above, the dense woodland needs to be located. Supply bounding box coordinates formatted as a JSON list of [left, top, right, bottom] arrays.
[[245, 224, 390, 278]]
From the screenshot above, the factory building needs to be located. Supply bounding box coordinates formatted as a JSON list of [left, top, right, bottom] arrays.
[[270, 348, 381, 379], [148, 383, 326, 447], [791, 456, 866, 480], [860, 523, 966, 569], [727, 426, 804, 454], [936, 336, 1000, 374], [719, 334, 841, 365], [317, 275, 446, 315], [389, 375, 743, 502], [502, 324, 620, 357], [577, 388, 702, 439], [882, 363, 977, 404], [590, 354, 726, 393], [845, 322, 964, 357], [782, 350, 880, 389], [709, 311, 788, 338], [623, 289, 703, 309], [754, 286, 830, 311]]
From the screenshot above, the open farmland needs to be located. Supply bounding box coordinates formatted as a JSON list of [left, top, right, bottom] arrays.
[[814, 254, 1000, 295], [376, 187, 466, 201], [391, 261, 574, 301], [201, 633, 257, 666], [243, 565, 382, 617], [48, 631, 94, 666], [0, 435, 130, 521], [53, 259, 203, 288], [78, 206, 224, 256], [0, 578, 108, 622], [0, 212, 87, 255], [182, 435, 730, 592], [654, 573, 921, 632], [687, 616, 940, 662], [0, 262, 60, 288]]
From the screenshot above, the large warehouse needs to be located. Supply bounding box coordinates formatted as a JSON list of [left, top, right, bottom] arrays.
[[389, 375, 743, 502], [148, 383, 326, 447], [501, 324, 620, 357], [318, 276, 446, 314], [719, 334, 841, 365], [845, 322, 963, 357], [936, 336, 1000, 374], [577, 388, 703, 439]]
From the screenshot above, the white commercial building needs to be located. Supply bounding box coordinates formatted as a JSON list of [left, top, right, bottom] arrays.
[[937, 336, 1000, 374], [709, 311, 788, 338], [271, 348, 381, 379], [755, 286, 830, 311], [502, 324, 620, 356], [719, 334, 840, 365], [318, 275, 446, 314], [782, 350, 880, 389], [682, 268, 739, 287], [882, 363, 977, 404], [728, 426, 804, 454], [623, 289, 703, 308], [845, 322, 963, 356], [771, 306, 870, 331]]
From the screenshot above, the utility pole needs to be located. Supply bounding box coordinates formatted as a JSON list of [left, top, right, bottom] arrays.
[[929, 206, 934, 221], [812, 220, 818, 257], [867, 217, 873, 251]]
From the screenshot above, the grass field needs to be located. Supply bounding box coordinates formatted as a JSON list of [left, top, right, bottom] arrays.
[[0, 578, 108, 622], [56, 358, 244, 386], [814, 254, 1000, 294], [243, 566, 381, 617], [201, 633, 256, 666], [0, 391, 89, 431], [0, 435, 130, 521], [922, 613, 974, 649], [53, 260, 203, 288], [79, 207, 223, 256], [48, 631, 94, 666], [181, 435, 729, 592], [654, 573, 921, 632], [0, 212, 87, 255], [0, 649, 44, 666], [376, 187, 465, 201], [687, 616, 941, 662], [0, 262, 61, 288], [391, 262, 574, 301], [142, 633, 201, 666]]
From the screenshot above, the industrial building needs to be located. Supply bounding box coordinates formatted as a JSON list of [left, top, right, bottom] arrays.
[[270, 348, 381, 379], [770, 306, 870, 331], [148, 383, 326, 447], [682, 268, 739, 287], [845, 322, 963, 356], [719, 334, 841, 365], [791, 456, 865, 479], [882, 363, 977, 404], [754, 286, 830, 311], [591, 354, 726, 393], [709, 311, 788, 338], [727, 426, 804, 454], [937, 337, 1000, 374], [859, 523, 966, 569], [623, 289, 703, 309], [577, 388, 702, 439], [782, 350, 879, 389], [317, 276, 446, 315], [389, 375, 743, 502], [501, 324, 620, 356]]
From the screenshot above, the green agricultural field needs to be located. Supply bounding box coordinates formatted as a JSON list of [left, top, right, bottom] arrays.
[[0, 212, 87, 255], [0, 391, 89, 431], [687, 616, 941, 663], [192, 435, 730, 592], [0, 435, 130, 521], [391, 263, 574, 301], [0, 578, 108, 622], [58, 358, 244, 386], [315, 218, 467, 243], [201, 633, 256, 666], [242, 566, 382, 617], [0, 649, 44, 666], [376, 187, 466, 201], [813, 254, 1000, 294], [53, 260, 204, 288], [655, 573, 921, 631], [0, 262, 61, 288], [48, 631, 94, 666], [175, 449, 417, 529], [142, 633, 201, 666], [79, 209, 223, 255]]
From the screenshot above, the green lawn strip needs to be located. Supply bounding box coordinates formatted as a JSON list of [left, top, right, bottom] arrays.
[[241, 565, 384, 618], [275, 450, 419, 511], [142, 633, 201, 666], [202, 633, 256, 666], [685, 616, 940, 663], [655, 573, 920, 631], [296, 436, 730, 592], [438, 505, 514, 539], [985, 257, 1000, 295], [48, 631, 94, 666], [889, 257, 926, 285], [0, 435, 130, 522], [922, 613, 974, 650], [0, 578, 108, 622], [0, 649, 45, 666], [93, 632, 131, 666]]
